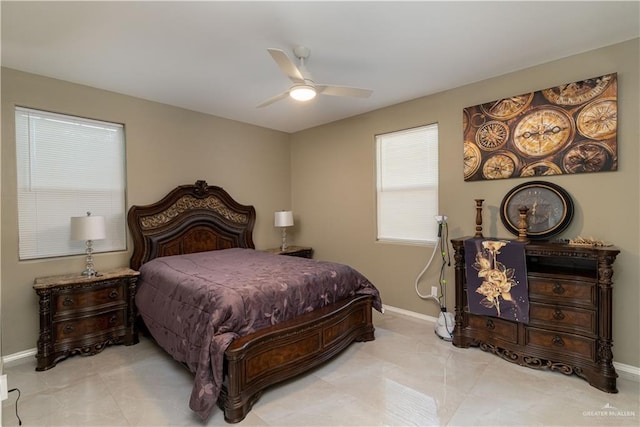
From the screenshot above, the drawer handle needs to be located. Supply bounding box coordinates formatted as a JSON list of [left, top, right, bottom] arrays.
[[63, 325, 74, 334], [552, 335, 564, 347], [552, 309, 565, 321], [109, 315, 118, 324], [552, 282, 565, 295], [62, 297, 74, 307], [108, 290, 119, 299], [486, 319, 495, 330]]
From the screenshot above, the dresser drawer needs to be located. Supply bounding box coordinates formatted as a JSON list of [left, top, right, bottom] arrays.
[[528, 276, 596, 307], [467, 313, 518, 344], [529, 302, 596, 336], [525, 327, 596, 362], [54, 282, 126, 314], [54, 309, 125, 341]]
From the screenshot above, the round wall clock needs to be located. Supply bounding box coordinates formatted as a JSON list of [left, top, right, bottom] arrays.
[[500, 180, 574, 240]]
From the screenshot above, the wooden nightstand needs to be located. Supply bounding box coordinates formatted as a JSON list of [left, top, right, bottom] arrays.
[[33, 267, 140, 371], [263, 246, 313, 259]]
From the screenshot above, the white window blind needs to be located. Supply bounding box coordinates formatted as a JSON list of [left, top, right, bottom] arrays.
[[15, 107, 127, 260], [376, 124, 439, 244]]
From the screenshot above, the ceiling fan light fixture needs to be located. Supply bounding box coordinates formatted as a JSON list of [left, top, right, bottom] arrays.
[[289, 84, 316, 102]]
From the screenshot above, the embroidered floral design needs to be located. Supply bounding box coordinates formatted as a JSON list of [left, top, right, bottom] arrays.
[[471, 240, 517, 316]]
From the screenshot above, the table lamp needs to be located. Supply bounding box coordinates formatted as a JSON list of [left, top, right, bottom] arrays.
[[274, 211, 294, 251], [70, 212, 106, 276]]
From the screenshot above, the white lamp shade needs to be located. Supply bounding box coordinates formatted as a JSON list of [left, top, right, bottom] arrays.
[[274, 211, 294, 227], [70, 215, 106, 241]]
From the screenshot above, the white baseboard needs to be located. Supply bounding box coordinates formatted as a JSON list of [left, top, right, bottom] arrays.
[[383, 304, 439, 323], [615, 362, 640, 382], [2, 348, 36, 366], [382, 304, 640, 383]]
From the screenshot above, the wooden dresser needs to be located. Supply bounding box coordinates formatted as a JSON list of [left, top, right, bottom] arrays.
[[451, 237, 620, 392], [33, 267, 139, 370]]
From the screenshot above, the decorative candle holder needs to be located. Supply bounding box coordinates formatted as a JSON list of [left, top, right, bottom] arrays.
[[516, 206, 530, 242], [474, 199, 484, 238]]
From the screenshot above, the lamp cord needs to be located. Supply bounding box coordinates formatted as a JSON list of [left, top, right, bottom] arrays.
[[8, 387, 22, 426]]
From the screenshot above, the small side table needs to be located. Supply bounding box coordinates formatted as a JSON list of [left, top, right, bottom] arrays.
[[33, 267, 139, 371], [263, 246, 313, 259]]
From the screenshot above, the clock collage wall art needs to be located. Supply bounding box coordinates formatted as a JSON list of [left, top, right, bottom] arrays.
[[463, 73, 617, 181]]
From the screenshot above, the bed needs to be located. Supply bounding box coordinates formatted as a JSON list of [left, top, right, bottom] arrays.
[[127, 180, 382, 423]]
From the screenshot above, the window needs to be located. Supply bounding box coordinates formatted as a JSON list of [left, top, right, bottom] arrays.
[[15, 107, 127, 260], [376, 124, 439, 244]]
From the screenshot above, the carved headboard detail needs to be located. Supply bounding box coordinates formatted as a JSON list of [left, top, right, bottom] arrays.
[[127, 180, 256, 270]]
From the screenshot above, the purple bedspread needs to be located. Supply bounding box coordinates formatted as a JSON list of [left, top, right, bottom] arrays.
[[135, 248, 382, 420]]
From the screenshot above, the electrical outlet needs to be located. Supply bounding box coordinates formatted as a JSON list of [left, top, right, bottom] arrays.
[[431, 286, 438, 297], [0, 374, 7, 401]]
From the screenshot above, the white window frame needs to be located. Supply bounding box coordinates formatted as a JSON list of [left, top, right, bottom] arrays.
[[376, 123, 439, 244], [15, 106, 127, 260]]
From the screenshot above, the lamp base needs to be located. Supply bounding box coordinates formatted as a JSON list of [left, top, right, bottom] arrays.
[[81, 239, 100, 277], [81, 268, 99, 277], [281, 228, 288, 251]]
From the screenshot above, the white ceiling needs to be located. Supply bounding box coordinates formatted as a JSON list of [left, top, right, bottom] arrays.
[[2, 1, 639, 133]]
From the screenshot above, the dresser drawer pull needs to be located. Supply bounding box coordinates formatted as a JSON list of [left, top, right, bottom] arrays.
[[109, 315, 118, 325], [63, 325, 74, 334], [108, 290, 119, 299], [552, 309, 565, 321], [486, 319, 495, 330], [552, 335, 565, 347], [62, 297, 74, 306], [552, 282, 566, 295]]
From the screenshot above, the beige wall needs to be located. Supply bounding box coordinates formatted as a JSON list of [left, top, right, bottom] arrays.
[[291, 39, 640, 368], [1, 68, 291, 355]]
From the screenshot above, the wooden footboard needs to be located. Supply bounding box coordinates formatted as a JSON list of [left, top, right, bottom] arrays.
[[219, 294, 376, 423]]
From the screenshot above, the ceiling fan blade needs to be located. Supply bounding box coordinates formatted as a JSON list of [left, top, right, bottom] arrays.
[[317, 85, 373, 98], [267, 48, 304, 83], [257, 91, 290, 108]]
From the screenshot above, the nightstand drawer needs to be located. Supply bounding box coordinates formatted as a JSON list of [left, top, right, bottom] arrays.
[[286, 248, 313, 258], [264, 246, 313, 258], [54, 282, 125, 313], [54, 309, 125, 341]]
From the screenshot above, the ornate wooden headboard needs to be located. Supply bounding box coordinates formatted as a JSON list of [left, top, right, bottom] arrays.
[[127, 180, 256, 270]]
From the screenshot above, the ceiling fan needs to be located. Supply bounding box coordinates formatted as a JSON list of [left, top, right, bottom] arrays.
[[257, 46, 373, 108]]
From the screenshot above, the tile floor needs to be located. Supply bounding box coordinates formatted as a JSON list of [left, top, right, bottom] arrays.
[[2, 310, 639, 426]]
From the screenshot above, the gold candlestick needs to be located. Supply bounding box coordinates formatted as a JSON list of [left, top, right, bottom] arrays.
[[474, 199, 484, 238]]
